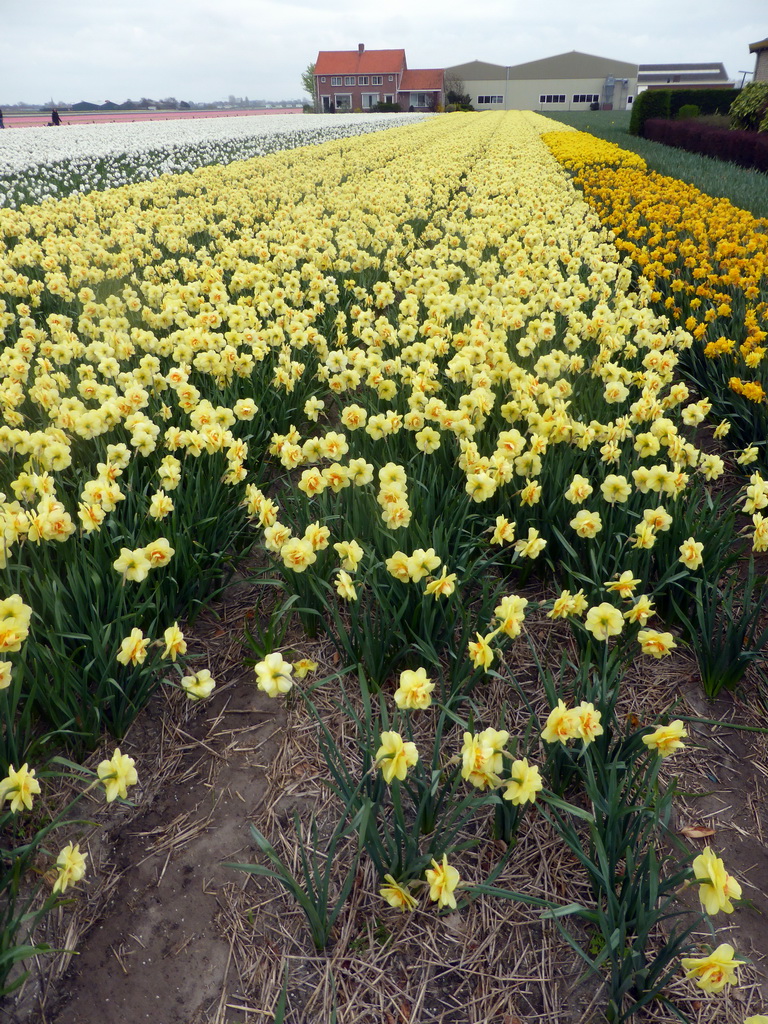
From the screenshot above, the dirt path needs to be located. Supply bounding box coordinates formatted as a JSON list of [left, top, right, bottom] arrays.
[[46, 678, 284, 1024]]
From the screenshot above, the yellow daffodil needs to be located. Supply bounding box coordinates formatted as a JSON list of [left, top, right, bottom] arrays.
[[0, 763, 42, 812], [97, 748, 139, 802], [335, 569, 357, 601], [379, 874, 417, 911], [494, 594, 528, 638], [624, 595, 655, 626], [181, 669, 216, 701], [116, 627, 150, 666], [292, 658, 318, 679], [680, 943, 740, 993], [490, 515, 516, 545], [467, 631, 496, 672], [254, 652, 293, 698], [394, 667, 434, 710], [376, 731, 419, 784], [424, 568, 457, 599], [604, 571, 641, 599], [425, 854, 461, 910], [574, 702, 604, 745], [692, 847, 742, 915], [53, 843, 88, 894], [503, 758, 543, 805], [570, 509, 603, 539], [113, 546, 152, 582], [333, 539, 364, 572], [0, 595, 33, 656], [162, 623, 186, 662], [584, 603, 624, 641], [637, 629, 677, 658], [642, 720, 687, 757], [514, 527, 546, 559], [541, 700, 581, 744], [280, 537, 317, 573], [678, 537, 704, 570], [461, 728, 508, 790]]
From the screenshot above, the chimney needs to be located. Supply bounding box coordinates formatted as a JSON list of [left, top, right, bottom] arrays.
[[358, 43, 364, 55]]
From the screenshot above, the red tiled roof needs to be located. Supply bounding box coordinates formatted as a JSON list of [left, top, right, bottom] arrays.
[[399, 68, 444, 91], [315, 49, 406, 76]]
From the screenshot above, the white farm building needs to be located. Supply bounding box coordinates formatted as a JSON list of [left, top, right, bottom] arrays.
[[446, 50, 639, 111]]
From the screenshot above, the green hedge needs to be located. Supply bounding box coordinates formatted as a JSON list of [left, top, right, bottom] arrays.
[[630, 88, 741, 136], [629, 90, 670, 135]]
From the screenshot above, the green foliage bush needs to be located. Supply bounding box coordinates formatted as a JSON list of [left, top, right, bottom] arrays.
[[629, 91, 670, 135], [729, 81, 768, 132], [676, 104, 700, 120], [446, 90, 474, 112]]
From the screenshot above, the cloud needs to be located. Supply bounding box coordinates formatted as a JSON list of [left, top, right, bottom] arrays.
[[2, 0, 764, 103]]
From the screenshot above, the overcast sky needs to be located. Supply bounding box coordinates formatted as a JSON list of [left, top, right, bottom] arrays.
[[1, 0, 764, 105]]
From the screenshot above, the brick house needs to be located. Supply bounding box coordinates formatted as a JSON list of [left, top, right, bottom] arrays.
[[314, 44, 444, 112]]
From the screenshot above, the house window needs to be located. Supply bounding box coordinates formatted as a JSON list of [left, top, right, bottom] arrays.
[[334, 93, 352, 111], [331, 77, 342, 86], [320, 77, 326, 83], [477, 95, 503, 104], [540, 94, 565, 104], [388, 75, 394, 81], [358, 76, 369, 85], [344, 76, 355, 86], [573, 94, 598, 102], [361, 93, 380, 108], [372, 76, 383, 85], [627, 95, 633, 104], [384, 94, 393, 103]]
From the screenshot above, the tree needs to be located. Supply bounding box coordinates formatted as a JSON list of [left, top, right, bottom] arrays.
[[444, 73, 473, 111], [301, 62, 316, 110]]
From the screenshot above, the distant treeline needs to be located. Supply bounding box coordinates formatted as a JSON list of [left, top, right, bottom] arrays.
[[3, 98, 306, 112]]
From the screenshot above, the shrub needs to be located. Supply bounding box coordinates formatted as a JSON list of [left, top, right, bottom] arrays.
[[729, 81, 768, 132], [446, 90, 474, 112], [629, 90, 671, 135], [677, 104, 700, 119], [755, 132, 768, 171], [642, 117, 767, 170]]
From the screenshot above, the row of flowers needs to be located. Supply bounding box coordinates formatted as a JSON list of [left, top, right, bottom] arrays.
[[0, 112, 429, 208], [542, 125, 768, 462]]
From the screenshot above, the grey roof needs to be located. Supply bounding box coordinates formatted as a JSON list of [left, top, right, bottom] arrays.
[[444, 60, 507, 81], [750, 37, 768, 53], [505, 50, 637, 79], [639, 62, 727, 72], [638, 62, 729, 82]]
